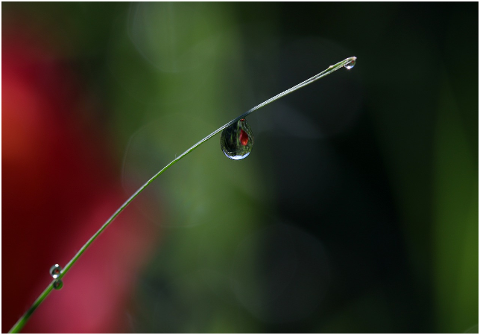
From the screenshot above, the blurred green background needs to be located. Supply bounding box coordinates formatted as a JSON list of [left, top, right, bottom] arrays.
[[2, 2, 477, 333]]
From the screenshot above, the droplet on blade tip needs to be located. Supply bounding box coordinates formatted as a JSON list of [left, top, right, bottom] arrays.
[[344, 57, 356, 70]]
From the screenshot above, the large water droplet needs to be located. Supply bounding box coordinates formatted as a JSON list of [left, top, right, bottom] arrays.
[[344, 57, 356, 70], [220, 118, 254, 160], [53, 279, 63, 290], [50, 264, 62, 279]]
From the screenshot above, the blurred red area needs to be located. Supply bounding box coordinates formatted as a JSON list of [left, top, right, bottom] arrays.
[[2, 22, 159, 332]]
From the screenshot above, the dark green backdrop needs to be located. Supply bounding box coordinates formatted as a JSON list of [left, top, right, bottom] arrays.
[[3, 2, 477, 333]]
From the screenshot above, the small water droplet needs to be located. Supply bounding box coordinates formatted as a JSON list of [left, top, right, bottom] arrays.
[[53, 279, 63, 290], [50, 264, 62, 279], [344, 57, 356, 70], [220, 118, 254, 160]]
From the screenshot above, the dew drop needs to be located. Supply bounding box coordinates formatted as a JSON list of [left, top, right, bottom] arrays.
[[220, 118, 254, 160], [53, 279, 63, 290], [344, 57, 356, 70], [49, 264, 62, 279]]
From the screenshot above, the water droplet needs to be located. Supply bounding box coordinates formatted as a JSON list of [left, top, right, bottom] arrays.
[[49, 264, 62, 279], [220, 118, 254, 160], [344, 57, 356, 70], [53, 279, 63, 290]]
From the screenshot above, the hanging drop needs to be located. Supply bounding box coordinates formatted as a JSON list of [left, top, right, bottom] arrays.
[[53, 279, 63, 290], [220, 118, 254, 160]]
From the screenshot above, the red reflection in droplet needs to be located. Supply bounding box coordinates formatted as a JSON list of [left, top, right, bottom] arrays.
[[239, 129, 249, 146]]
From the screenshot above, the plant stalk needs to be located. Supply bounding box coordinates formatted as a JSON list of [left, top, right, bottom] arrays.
[[9, 56, 356, 333]]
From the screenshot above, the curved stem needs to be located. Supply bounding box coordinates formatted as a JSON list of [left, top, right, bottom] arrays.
[[9, 56, 356, 333]]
